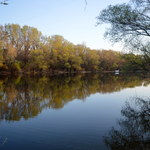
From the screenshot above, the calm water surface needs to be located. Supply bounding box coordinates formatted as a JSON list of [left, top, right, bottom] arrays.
[[0, 73, 150, 150]]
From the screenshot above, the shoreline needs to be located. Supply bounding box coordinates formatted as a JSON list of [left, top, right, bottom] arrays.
[[0, 70, 119, 75]]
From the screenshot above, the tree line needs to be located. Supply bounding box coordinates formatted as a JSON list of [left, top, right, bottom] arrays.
[[0, 23, 143, 73], [1, 0, 150, 73]]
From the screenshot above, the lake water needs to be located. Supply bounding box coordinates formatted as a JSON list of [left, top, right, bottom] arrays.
[[0, 73, 150, 150]]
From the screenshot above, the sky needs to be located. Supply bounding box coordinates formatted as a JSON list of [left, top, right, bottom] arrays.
[[0, 0, 129, 51]]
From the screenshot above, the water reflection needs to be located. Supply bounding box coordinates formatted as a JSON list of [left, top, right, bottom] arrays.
[[0, 73, 149, 122], [103, 96, 150, 150]]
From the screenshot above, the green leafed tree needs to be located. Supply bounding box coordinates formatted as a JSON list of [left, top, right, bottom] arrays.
[[85, 49, 99, 71], [30, 49, 48, 72], [97, 0, 150, 71]]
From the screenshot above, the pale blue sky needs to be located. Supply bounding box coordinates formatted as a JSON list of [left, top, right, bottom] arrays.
[[0, 0, 129, 50]]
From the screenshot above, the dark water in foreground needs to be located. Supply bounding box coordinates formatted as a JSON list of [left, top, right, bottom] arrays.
[[0, 73, 150, 150]]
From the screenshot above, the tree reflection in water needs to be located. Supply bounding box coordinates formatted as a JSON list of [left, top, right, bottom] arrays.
[[0, 73, 149, 122], [103, 96, 150, 150]]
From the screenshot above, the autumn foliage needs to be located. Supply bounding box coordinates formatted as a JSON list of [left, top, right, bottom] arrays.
[[0, 23, 138, 73]]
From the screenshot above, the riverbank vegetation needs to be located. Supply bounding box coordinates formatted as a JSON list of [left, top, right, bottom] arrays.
[[0, 24, 147, 74]]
